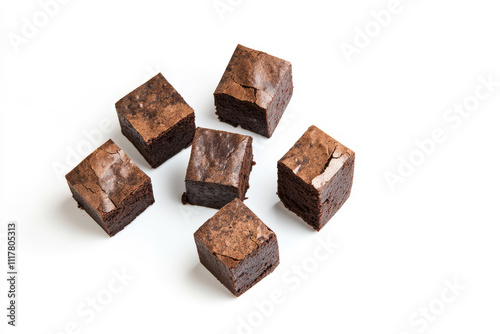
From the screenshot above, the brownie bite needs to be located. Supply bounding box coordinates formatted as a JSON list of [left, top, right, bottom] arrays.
[[65, 139, 155, 237], [277, 126, 355, 231], [182, 127, 254, 209], [214, 44, 293, 138], [194, 199, 279, 296], [115, 73, 196, 168]]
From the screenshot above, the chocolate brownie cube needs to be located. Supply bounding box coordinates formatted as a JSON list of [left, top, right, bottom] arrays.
[[182, 127, 254, 209], [214, 44, 293, 138], [194, 199, 279, 296], [277, 126, 355, 231], [116, 73, 196, 168], [65, 139, 155, 237]]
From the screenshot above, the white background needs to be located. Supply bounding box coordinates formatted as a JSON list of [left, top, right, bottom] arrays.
[[1, 0, 500, 333]]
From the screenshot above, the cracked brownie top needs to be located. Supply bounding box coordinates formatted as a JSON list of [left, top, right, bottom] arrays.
[[194, 199, 275, 269], [65, 139, 150, 214], [185, 127, 252, 188], [116, 73, 194, 143], [279, 125, 355, 188], [214, 44, 292, 110]]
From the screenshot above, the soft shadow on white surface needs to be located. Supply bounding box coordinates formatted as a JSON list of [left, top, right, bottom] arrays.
[[187, 263, 235, 300], [165, 159, 188, 201], [59, 197, 108, 238], [272, 201, 314, 232], [196, 90, 224, 126]]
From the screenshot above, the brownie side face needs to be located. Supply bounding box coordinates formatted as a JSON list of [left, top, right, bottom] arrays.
[[116, 72, 196, 168], [65, 139, 155, 236], [214, 44, 293, 138], [182, 127, 254, 209], [277, 126, 355, 231], [193, 199, 279, 296]]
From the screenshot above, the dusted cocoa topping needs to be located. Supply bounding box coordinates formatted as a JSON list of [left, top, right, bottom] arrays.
[[214, 44, 293, 138], [194, 199, 279, 296]]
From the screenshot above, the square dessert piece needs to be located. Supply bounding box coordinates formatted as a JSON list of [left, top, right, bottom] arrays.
[[214, 44, 293, 138], [182, 127, 254, 209], [277, 126, 355, 231], [65, 139, 155, 237], [115, 72, 196, 168], [194, 199, 279, 296]]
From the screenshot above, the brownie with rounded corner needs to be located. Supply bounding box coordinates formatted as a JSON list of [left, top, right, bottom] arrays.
[[277, 125, 355, 231], [65, 139, 155, 237], [194, 198, 279, 296], [182, 127, 254, 209], [116, 72, 195, 168], [214, 44, 293, 138]]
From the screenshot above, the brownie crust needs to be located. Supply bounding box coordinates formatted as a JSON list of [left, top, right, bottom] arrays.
[[182, 127, 254, 209], [116, 73, 196, 168], [194, 199, 279, 296], [65, 139, 155, 236], [214, 44, 293, 138], [277, 126, 355, 231]]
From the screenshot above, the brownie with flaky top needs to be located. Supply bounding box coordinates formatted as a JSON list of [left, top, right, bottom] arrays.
[[65, 139, 154, 237], [214, 44, 293, 138], [116, 73, 195, 168], [182, 127, 254, 209], [277, 126, 355, 231], [194, 199, 279, 296]]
